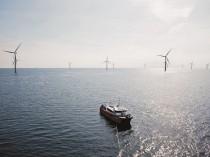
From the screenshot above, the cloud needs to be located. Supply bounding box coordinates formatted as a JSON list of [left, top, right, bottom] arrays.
[[132, 0, 194, 22]]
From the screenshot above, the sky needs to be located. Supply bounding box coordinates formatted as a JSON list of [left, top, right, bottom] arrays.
[[0, 0, 209, 68]]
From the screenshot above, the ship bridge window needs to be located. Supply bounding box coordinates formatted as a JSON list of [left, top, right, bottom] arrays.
[[116, 111, 127, 117], [116, 112, 121, 116]]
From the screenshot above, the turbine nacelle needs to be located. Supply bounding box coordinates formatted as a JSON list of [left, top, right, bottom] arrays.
[[3, 43, 22, 55], [103, 57, 110, 63]]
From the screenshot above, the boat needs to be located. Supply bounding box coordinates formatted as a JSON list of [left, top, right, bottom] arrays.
[[100, 101, 132, 126]]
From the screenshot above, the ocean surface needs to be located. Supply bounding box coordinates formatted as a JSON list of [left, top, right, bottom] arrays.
[[0, 68, 210, 157]]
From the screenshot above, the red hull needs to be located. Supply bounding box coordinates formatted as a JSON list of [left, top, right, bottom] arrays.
[[100, 105, 132, 125]]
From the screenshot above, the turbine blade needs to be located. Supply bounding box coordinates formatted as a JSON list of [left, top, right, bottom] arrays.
[[157, 55, 165, 57], [15, 43, 22, 53], [166, 57, 170, 64], [166, 49, 172, 56], [3, 50, 15, 53]]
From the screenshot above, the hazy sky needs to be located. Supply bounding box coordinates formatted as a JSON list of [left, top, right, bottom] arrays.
[[0, 0, 209, 68]]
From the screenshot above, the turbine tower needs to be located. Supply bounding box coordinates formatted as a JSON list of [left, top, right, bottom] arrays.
[[190, 62, 193, 69], [112, 62, 115, 69], [103, 57, 110, 70], [157, 49, 171, 72], [3, 43, 22, 73], [12, 56, 20, 66]]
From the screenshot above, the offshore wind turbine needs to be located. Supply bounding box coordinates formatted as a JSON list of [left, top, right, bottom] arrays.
[[67, 61, 71, 69], [103, 57, 110, 70], [112, 62, 115, 69], [157, 49, 171, 72], [190, 62, 193, 69], [3, 43, 22, 73], [206, 64, 209, 69], [144, 63, 147, 69]]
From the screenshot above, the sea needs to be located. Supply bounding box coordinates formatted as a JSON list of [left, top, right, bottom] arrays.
[[0, 68, 210, 157]]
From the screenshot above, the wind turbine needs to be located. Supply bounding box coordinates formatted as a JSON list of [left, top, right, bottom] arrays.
[[157, 49, 171, 72], [181, 64, 184, 68], [112, 62, 115, 69], [144, 63, 147, 69], [206, 64, 209, 70], [67, 61, 71, 69], [103, 57, 110, 70], [3, 43, 22, 73], [190, 62, 193, 69]]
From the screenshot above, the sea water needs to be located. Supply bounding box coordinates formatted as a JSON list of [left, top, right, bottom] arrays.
[[0, 68, 210, 156]]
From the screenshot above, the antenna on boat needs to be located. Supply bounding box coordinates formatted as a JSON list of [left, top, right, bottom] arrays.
[[118, 97, 121, 106]]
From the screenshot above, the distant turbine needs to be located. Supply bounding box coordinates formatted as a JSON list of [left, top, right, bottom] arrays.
[[181, 64, 184, 68], [103, 57, 110, 70], [144, 63, 147, 69], [67, 61, 71, 69], [112, 62, 115, 69], [206, 64, 209, 70], [190, 62, 193, 69], [157, 49, 171, 72], [3, 43, 22, 73]]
